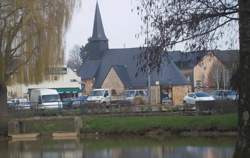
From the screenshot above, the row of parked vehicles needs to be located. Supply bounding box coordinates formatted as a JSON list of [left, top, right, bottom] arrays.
[[183, 90, 238, 105], [8, 89, 88, 110], [8, 88, 238, 110], [7, 88, 148, 110]]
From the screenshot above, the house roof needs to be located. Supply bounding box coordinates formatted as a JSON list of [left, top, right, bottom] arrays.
[[168, 51, 207, 70], [90, 48, 190, 88], [79, 60, 101, 80], [213, 50, 239, 68], [112, 65, 132, 88]]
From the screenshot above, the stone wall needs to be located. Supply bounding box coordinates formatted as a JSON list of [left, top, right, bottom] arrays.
[[172, 85, 191, 106], [83, 79, 94, 95], [8, 117, 82, 135], [101, 68, 125, 95]]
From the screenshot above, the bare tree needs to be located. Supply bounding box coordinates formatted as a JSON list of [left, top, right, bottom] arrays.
[[67, 45, 83, 73], [137, 0, 250, 156], [207, 61, 225, 89], [0, 0, 79, 116]]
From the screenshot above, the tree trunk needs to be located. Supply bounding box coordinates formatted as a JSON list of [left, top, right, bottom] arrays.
[[234, 0, 250, 157], [0, 83, 7, 117], [0, 83, 8, 136]]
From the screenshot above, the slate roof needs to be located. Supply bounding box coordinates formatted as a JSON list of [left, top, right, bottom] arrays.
[[168, 51, 207, 70], [79, 60, 101, 80], [112, 65, 132, 88], [89, 48, 190, 88], [213, 50, 239, 68]]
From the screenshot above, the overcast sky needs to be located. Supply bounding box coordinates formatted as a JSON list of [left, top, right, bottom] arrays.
[[65, 0, 143, 61]]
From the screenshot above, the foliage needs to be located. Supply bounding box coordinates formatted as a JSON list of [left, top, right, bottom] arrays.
[[0, 0, 79, 85]]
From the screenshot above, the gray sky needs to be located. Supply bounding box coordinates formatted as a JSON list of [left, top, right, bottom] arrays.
[[65, 0, 143, 61]]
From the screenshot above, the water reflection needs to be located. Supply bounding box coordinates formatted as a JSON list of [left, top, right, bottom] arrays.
[[2, 137, 235, 158]]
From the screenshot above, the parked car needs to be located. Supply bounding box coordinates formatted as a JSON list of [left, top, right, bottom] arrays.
[[211, 90, 238, 101], [161, 92, 172, 104], [8, 98, 31, 110], [62, 98, 73, 109], [124, 89, 148, 102], [71, 96, 88, 108], [183, 92, 215, 105]]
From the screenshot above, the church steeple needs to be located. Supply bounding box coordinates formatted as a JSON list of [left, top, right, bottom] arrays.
[[85, 2, 109, 60], [91, 2, 108, 41]]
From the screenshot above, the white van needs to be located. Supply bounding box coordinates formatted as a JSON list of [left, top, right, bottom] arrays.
[[30, 89, 63, 109], [87, 89, 111, 104]]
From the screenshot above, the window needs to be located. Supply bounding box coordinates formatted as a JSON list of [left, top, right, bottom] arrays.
[[188, 94, 194, 98], [104, 91, 109, 97], [70, 79, 77, 82], [54, 76, 58, 81], [42, 95, 60, 103], [196, 80, 202, 87], [111, 89, 117, 95], [195, 92, 209, 97]]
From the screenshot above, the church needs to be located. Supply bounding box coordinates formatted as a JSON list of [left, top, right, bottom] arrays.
[[79, 3, 191, 105]]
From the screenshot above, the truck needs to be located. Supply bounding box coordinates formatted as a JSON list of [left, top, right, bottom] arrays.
[[30, 89, 63, 109], [87, 89, 112, 104]]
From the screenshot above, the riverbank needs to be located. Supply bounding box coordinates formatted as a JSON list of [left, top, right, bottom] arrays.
[[1, 114, 238, 138], [81, 114, 238, 137]]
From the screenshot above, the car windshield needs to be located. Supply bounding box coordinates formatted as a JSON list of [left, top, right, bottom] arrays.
[[227, 91, 237, 95], [195, 92, 210, 97], [125, 91, 135, 97], [42, 95, 60, 102], [90, 90, 104, 96]]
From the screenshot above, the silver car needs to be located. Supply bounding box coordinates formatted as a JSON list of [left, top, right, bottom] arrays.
[[212, 90, 238, 101], [184, 92, 215, 105]]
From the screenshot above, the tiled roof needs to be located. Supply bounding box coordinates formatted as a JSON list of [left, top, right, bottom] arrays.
[[82, 48, 190, 88]]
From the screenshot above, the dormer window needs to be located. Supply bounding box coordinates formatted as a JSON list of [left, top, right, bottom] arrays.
[[70, 79, 77, 82]]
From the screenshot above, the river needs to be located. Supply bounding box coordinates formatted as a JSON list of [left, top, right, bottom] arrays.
[[0, 136, 235, 158]]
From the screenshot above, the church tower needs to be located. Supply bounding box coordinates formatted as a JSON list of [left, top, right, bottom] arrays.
[[85, 2, 109, 60]]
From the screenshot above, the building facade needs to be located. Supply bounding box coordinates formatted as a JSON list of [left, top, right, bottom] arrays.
[[7, 67, 82, 99], [79, 3, 191, 105], [193, 50, 239, 91]]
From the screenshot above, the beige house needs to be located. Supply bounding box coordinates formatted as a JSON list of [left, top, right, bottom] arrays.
[[101, 67, 128, 95], [193, 50, 239, 90], [168, 51, 206, 90]]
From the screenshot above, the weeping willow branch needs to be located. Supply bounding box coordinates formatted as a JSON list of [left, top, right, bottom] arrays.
[[0, 0, 80, 85]]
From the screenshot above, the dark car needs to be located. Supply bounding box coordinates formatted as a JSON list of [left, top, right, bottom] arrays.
[[71, 96, 88, 109], [62, 98, 73, 109]]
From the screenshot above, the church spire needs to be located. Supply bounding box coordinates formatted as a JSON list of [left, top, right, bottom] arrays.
[[91, 2, 108, 41]]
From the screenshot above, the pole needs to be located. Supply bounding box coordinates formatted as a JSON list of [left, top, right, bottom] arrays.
[[146, 14, 151, 104]]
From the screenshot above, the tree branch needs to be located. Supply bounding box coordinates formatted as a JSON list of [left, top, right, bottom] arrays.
[[165, 19, 233, 48]]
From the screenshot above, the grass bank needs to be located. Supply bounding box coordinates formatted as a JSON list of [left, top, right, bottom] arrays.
[[81, 114, 238, 136]]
